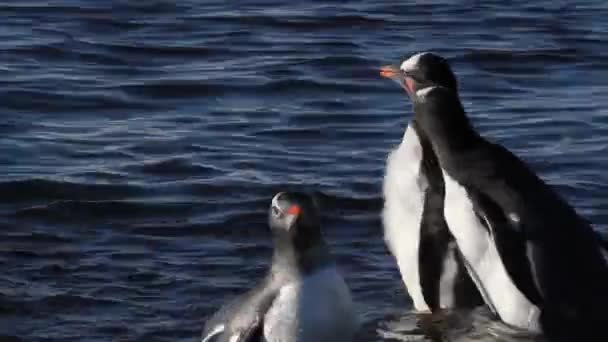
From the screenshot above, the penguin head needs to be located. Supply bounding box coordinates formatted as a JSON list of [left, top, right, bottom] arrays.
[[380, 52, 458, 101], [269, 191, 321, 243]]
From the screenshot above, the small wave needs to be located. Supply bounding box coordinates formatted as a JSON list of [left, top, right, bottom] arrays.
[[135, 157, 222, 176], [2, 231, 74, 244], [0, 1, 180, 16], [94, 41, 232, 58], [119, 75, 381, 100], [199, 13, 387, 30], [85, 285, 141, 299], [3, 248, 83, 261], [67, 171, 131, 182], [128, 208, 269, 238], [118, 80, 222, 99], [0, 292, 31, 315], [253, 126, 329, 140], [312, 191, 383, 213], [298, 55, 376, 68], [262, 78, 382, 93], [125, 271, 163, 283], [13, 200, 197, 222], [0, 89, 155, 112], [0, 178, 143, 203], [28, 293, 124, 311], [94, 324, 130, 336], [463, 47, 584, 75], [6, 40, 128, 66]]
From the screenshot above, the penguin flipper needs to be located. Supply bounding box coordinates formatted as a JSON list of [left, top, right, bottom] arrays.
[[224, 316, 264, 342], [467, 188, 544, 306], [201, 320, 263, 342], [201, 324, 225, 342], [418, 191, 484, 311], [418, 188, 451, 311], [202, 280, 278, 342]]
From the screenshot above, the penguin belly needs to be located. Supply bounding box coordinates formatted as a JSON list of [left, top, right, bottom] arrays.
[[383, 125, 430, 311], [442, 172, 542, 332], [263, 266, 357, 342]]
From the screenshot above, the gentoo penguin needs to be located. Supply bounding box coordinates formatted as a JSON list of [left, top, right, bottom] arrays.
[[201, 192, 358, 342], [397, 54, 608, 339], [380, 52, 483, 312]]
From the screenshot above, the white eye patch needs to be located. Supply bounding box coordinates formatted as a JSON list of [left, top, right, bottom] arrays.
[[271, 193, 282, 210], [400, 52, 430, 71]]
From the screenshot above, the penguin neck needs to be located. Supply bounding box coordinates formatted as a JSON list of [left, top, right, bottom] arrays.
[[410, 121, 445, 191], [271, 233, 332, 279], [413, 99, 480, 173]]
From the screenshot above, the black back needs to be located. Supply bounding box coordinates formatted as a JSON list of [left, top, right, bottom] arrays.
[[414, 86, 608, 338]]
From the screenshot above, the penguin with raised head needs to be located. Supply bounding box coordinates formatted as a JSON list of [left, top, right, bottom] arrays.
[[380, 52, 483, 312], [201, 192, 357, 342], [389, 52, 608, 340]]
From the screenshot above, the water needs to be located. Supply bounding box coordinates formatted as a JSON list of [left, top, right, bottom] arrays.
[[1, 1, 608, 341]]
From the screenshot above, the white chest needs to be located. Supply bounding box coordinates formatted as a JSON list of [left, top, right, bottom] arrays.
[[382, 125, 430, 311], [442, 172, 541, 332], [263, 266, 357, 342]]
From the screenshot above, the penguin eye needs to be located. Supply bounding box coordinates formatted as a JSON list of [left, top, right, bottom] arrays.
[[271, 206, 281, 217]]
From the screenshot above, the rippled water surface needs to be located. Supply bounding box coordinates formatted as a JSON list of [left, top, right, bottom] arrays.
[[2, 1, 608, 341]]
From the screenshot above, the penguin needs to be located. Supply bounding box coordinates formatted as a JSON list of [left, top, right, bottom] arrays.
[[396, 53, 608, 339], [201, 192, 358, 342], [380, 52, 483, 312]]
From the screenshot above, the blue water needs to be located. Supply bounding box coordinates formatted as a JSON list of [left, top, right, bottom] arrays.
[[2, 1, 608, 341]]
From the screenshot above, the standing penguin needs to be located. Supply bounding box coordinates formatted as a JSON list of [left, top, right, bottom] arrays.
[[395, 53, 608, 340], [380, 52, 483, 312], [201, 192, 358, 342]]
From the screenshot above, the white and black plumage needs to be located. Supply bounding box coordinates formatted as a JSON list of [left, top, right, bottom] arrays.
[[201, 192, 357, 342], [380, 52, 483, 312], [401, 54, 608, 340]]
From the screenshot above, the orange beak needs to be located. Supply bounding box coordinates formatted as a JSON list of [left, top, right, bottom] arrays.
[[380, 64, 415, 94], [287, 205, 301, 216], [380, 65, 399, 79]]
